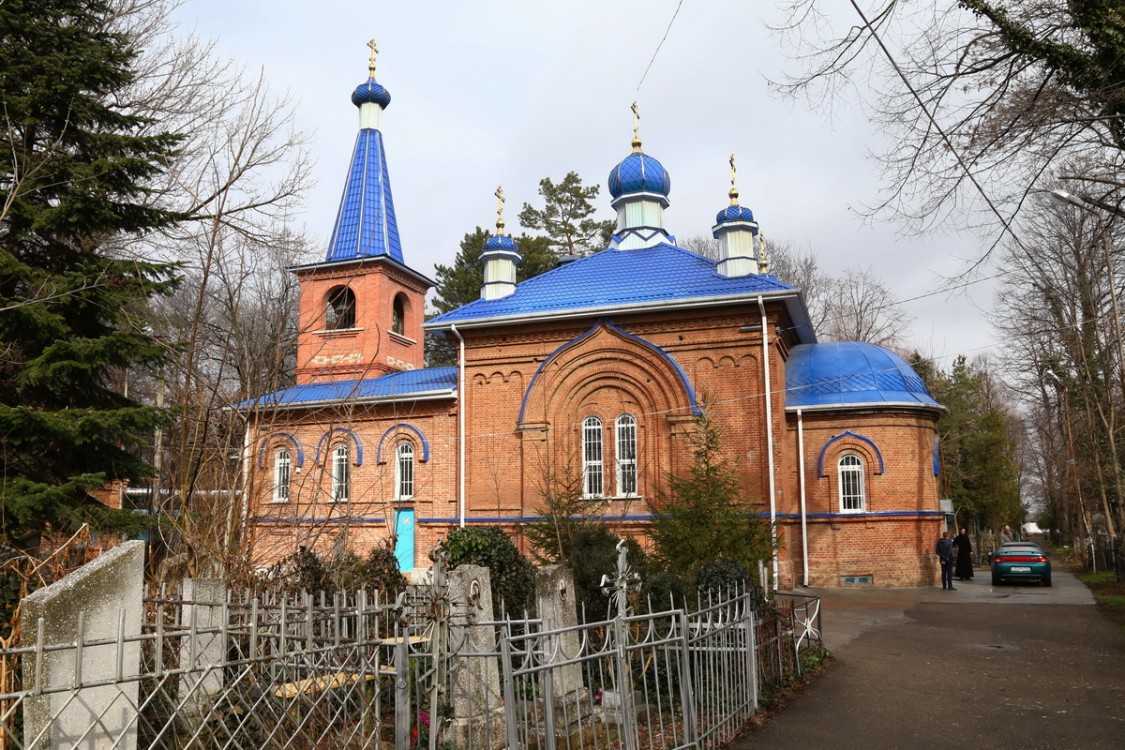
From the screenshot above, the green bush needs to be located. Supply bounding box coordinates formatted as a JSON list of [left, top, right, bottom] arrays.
[[337, 543, 407, 601], [696, 558, 748, 594], [445, 526, 535, 614]]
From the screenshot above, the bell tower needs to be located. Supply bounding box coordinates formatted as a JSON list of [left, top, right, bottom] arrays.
[[293, 41, 432, 384]]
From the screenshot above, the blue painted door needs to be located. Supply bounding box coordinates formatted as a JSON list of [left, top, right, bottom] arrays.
[[394, 508, 415, 572]]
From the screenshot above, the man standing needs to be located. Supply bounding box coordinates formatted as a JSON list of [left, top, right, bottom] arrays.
[[936, 531, 956, 590], [1000, 525, 1015, 544]]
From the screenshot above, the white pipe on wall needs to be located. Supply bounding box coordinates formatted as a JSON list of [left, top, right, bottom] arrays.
[[758, 297, 779, 590], [451, 324, 466, 528], [798, 408, 809, 587]]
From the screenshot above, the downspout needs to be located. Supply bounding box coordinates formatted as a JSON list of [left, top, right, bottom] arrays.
[[758, 296, 779, 590], [797, 408, 809, 587], [451, 324, 466, 528]]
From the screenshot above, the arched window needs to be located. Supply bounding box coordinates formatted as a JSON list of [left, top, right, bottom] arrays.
[[325, 286, 356, 330], [615, 414, 637, 496], [838, 454, 865, 512], [396, 442, 414, 500], [392, 294, 406, 335], [332, 444, 350, 502], [273, 449, 291, 503], [582, 416, 604, 497]]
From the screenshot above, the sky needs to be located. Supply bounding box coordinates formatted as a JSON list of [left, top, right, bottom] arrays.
[[172, 0, 1000, 366]]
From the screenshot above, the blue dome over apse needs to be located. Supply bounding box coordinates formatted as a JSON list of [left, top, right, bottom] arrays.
[[785, 342, 941, 410], [608, 152, 671, 200], [352, 79, 391, 108], [715, 203, 755, 226]]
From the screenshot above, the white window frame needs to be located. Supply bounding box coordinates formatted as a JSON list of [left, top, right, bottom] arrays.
[[838, 454, 865, 512], [615, 414, 637, 496], [396, 442, 414, 500], [332, 444, 350, 502], [583, 416, 604, 497], [273, 449, 291, 503]]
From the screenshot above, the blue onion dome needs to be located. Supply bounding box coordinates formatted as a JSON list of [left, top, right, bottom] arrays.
[[352, 78, 391, 108], [482, 232, 518, 252], [608, 150, 671, 200], [715, 203, 755, 225]]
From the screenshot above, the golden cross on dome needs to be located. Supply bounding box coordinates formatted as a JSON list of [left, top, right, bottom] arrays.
[[631, 101, 642, 151], [367, 39, 379, 76], [495, 186, 506, 234], [728, 153, 740, 204]]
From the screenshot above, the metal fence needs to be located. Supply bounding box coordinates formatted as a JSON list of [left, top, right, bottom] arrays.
[[1, 572, 821, 749]]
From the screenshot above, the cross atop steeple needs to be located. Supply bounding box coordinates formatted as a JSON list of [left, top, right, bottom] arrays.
[[495, 186, 507, 235], [367, 38, 379, 77], [631, 101, 642, 152], [729, 153, 740, 205]]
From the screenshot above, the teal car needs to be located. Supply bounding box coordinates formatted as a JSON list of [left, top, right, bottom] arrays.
[[991, 542, 1052, 586]]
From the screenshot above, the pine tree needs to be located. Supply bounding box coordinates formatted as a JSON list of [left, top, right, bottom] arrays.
[[425, 228, 557, 366], [647, 406, 773, 587], [518, 172, 615, 257], [0, 0, 182, 547]]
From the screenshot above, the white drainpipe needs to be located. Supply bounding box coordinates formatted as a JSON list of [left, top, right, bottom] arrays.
[[451, 324, 466, 528], [798, 408, 809, 586], [758, 297, 779, 590]]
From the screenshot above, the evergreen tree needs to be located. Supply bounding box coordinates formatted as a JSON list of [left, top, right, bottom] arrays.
[[425, 228, 556, 366], [918, 354, 1023, 531], [0, 0, 182, 547], [518, 171, 615, 257], [647, 406, 773, 587]]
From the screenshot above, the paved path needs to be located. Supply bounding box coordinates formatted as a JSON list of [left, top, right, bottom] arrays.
[[734, 569, 1125, 749]]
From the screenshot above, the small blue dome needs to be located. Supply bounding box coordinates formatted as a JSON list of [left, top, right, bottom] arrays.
[[785, 342, 941, 410], [608, 151, 671, 200], [482, 233, 519, 253], [715, 203, 755, 226], [352, 79, 391, 108]]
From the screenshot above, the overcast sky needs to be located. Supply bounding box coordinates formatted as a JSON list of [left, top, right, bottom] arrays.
[[173, 0, 999, 366]]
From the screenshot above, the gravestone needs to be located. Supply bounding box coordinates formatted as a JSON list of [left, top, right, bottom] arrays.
[[535, 565, 591, 733], [22, 540, 145, 749], [445, 564, 504, 749], [178, 578, 227, 719]]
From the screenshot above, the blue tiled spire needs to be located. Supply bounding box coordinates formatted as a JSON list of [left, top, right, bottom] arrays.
[[325, 43, 403, 264]]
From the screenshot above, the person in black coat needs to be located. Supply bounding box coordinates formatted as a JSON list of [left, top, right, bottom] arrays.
[[953, 527, 974, 581]]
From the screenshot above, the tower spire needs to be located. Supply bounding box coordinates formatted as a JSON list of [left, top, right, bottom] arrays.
[[729, 153, 740, 205], [495, 185, 507, 235]]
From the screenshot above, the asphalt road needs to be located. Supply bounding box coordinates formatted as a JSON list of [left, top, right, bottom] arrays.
[[736, 568, 1125, 749]]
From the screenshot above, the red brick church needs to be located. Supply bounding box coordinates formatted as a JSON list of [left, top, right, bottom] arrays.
[[239, 49, 946, 588]]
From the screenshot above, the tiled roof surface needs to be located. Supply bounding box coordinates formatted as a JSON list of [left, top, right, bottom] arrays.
[[426, 244, 795, 326], [785, 342, 940, 409], [608, 151, 671, 199], [325, 128, 403, 264], [235, 367, 457, 409]]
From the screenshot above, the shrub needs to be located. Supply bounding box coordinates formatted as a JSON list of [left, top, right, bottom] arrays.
[[445, 526, 535, 614]]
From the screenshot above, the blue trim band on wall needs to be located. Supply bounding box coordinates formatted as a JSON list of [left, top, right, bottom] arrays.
[[255, 432, 306, 469], [314, 427, 364, 466], [817, 430, 885, 477], [375, 423, 431, 463], [253, 516, 388, 525]]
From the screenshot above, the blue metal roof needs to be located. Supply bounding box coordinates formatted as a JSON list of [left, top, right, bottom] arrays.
[[785, 342, 941, 410], [352, 78, 391, 108], [325, 127, 403, 263], [714, 203, 755, 226], [235, 367, 457, 409], [425, 244, 796, 327], [608, 151, 671, 200]]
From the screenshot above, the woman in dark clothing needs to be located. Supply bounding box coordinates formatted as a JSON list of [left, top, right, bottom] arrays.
[[953, 528, 974, 580]]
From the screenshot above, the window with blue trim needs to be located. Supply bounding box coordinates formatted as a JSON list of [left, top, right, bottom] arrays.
[[396, 442, 414, 500], [583, 416, 604, 497], [615, 414, 637, 496], [332, 445, 350, 502], [838, 454, 865, 512], [273, 449, 291, 503]]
